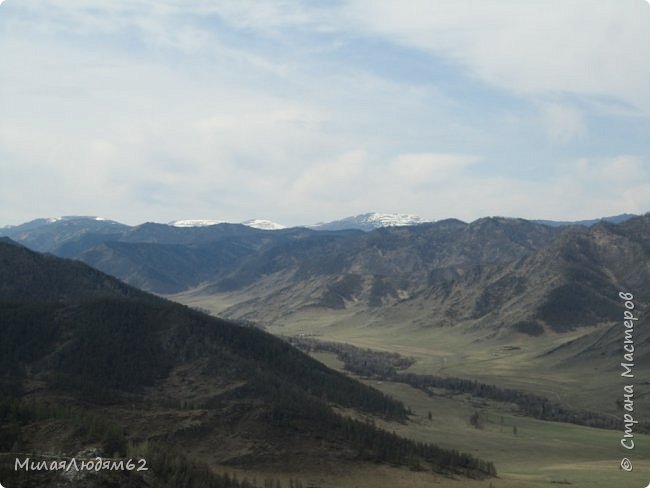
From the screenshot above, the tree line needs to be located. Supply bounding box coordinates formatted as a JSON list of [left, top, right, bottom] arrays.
[[288, 337, 645, 433]]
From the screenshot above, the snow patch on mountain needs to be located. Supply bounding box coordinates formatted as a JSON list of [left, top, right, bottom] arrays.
[[241, 219, 286, 230], [170, 218, 286, 230], [364, 213, 428, 227], [169, 219, 225, 227], [36, 216, 114, 225], [48, 216, 111, 223], [308, 212, 431, 231]]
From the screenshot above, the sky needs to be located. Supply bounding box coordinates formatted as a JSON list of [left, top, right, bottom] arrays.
[[1, 0, 649, 227]]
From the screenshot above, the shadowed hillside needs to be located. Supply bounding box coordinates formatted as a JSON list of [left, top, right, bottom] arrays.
[[0, 239, 496, 486]]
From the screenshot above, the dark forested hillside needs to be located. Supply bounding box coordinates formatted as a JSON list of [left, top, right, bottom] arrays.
[[0, 240, 405, 411], [0, 239, 495, 486], [0, 239, 150, 303]]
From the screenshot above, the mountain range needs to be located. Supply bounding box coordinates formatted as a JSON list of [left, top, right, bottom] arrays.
[[0, 238, 496, 486], [2, 213, 648, 344], [1, 211, 648, 390], [2, 211, 637, 235], [2, 211, 648, 486], [203, 215, 650, 343]]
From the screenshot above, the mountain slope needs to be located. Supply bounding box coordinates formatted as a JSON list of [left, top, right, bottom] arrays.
[[2, 218, 351, 293], [183, 215, 650, 354], [76, 227, 359, 294], [5, 213, 648, 344], [208, 217, 567, 322], [0, 216, 128, 252], [0, 238, 148, 303], [532, 213, 637, 227], [0, 239, 406, 412]]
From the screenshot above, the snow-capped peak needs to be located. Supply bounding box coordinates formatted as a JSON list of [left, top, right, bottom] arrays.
[[169, 218, 286, 230], [169, 219, 225, 227], [307, 212, 431, 231], [40, 216, 110, 224], [361, 213, 428, 227], [241, 219, 286, 230]]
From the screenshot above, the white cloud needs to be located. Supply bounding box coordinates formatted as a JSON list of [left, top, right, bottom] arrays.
[[540, 103, 587, 143], [340, 0, 650, 114], [11, 0, 649, 114], [289, 150, 368, 199], [0, 0, 648, 226], [389, 153, 478, 185], [398, 155, 650, 222], [573, 155, 646, 184]]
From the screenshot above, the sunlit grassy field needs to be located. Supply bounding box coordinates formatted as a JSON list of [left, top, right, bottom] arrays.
[[172, 291, 650, 487], [315, 351, 650, 488]]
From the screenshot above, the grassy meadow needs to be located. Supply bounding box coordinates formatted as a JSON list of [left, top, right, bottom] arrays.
[[171, 291, 650, 487]]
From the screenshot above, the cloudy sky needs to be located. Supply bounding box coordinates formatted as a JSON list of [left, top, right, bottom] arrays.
[[1, 1, 649, 226]]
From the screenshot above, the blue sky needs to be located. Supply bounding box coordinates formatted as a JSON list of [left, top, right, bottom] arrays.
[[1, 0, 649, 226]]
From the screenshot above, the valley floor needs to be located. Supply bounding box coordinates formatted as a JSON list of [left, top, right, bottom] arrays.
[[170, 292, 650, 488]]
